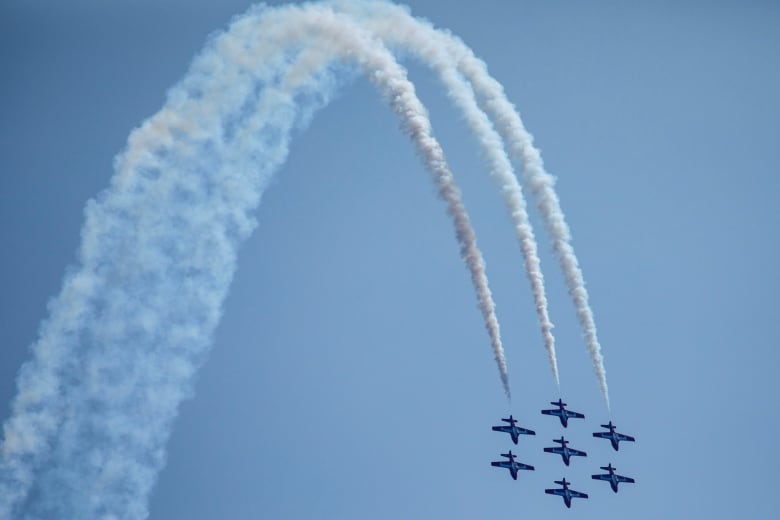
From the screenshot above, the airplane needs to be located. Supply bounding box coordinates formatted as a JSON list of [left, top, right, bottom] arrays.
[[545, 478, 589, 508], [491, 415, 535, 444], [591, 463, 635, 493], [540, 399, 585, 427], [490, 450, 534, 480], [593, 421, 635, 451], [543, 436, 587, 466]]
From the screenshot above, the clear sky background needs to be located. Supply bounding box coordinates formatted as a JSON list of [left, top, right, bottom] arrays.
[[1, 1, 779, 518]]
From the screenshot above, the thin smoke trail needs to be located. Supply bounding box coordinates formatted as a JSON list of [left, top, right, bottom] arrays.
[[330, 0, 560, 387], [1, 3, 511, 518], [277, 6, 511, 398], [455, 37, 610, 408], [334, 0, 609, 406]]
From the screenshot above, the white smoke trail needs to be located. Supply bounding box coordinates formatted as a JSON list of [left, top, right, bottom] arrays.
[[277, 6, 511, 399], [456, 37, 610, 408], [0, 6, 346, 518], [210, 7, 513, 402], [334, 0, 609, 405], [1, 3, 510, 517], [330, 0, 559, 387]]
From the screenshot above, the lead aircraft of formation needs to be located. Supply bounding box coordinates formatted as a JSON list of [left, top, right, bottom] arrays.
[[540, 399, 585, 428]]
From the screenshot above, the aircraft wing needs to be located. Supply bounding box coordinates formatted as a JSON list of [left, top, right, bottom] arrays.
[[616, 475, 635, 483], [569, 490, 588, 499], [490, 461, 509, 469], [541, 409, 559, 417], [569, 448, 587, 457], [591, 474, 611, 482], [543, 447, 564, 455], [616, 432, 635, 442], [516, 462, 534, 471], [492, 426, 510, 434], [545, 489, 566, 497], [518, 427, 535, 435], [568, 410, 585, 419], [592, 431, 609, 439]]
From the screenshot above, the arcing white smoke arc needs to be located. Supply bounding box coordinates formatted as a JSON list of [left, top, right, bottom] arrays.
[[332, 0, 609, 405], [0, 7, 337, 517], [330, 0, 559, 387], [0, 3, 511, 518]]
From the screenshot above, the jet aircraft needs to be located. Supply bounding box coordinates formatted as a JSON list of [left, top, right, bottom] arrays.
[[593, 421, 635, 451], [490, 450, 534, 480], [540, 399, 585, 427], [591, 463, 635, 493], [491, 415, 535, 444], [543, 436, 587, 466], [545, 478, 589, 508]]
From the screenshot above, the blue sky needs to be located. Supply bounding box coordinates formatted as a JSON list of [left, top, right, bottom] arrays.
[[1, 1, 779, 518]]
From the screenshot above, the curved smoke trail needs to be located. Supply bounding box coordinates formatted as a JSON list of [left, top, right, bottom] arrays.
[[454, 33, 610, 408], [331, 0, 560, 387], [334, 0, 609, 405], [0, 3, 510, 517], [271, 5, 511, 396], [2, 6, 345, 517]]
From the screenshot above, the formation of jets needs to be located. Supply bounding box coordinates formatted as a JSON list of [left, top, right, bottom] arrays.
[[490, 399, 636, 509]]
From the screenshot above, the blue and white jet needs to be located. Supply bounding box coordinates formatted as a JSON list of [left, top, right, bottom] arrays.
[[490, 450, 534, 480], [545, 478, 589, 508], [591, 463, 635, 493], [491, 415, 535, 444], [540, 399, 585, 428], [543, 436, 587, 466], [593, 421, 635, 451]]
